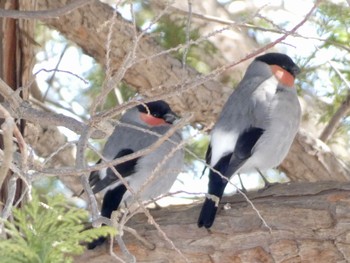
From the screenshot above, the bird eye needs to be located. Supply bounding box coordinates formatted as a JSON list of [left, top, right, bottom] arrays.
[[152, 112, 160, 118]]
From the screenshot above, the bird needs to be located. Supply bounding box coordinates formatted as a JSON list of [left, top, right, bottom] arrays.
[[87, 100, 184, 249], [197, 52, 301, 229]]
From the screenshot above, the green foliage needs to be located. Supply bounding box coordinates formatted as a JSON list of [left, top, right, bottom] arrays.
[[185, 135, 209, 164], [84, 64, 117, 111], [318, 2, 350, 46], [0, 192, 115, 263], [134, 1, 217, 74], [313, 2, 350, 128], [119, 82, 137, 102], [84, 64, 136, 112], [155, 16, 216, 73]]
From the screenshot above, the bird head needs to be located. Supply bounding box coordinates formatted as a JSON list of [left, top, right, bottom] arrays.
[[255, 52, 300, 87], [136, 100, 179, 126]]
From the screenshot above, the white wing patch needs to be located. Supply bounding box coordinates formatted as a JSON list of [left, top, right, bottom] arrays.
[[99, 168, 107, 180], [99, 156, 113, 180], [210, 129, 237, 166]]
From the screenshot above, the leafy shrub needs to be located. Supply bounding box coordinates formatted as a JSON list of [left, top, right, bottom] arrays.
[[0, 192, 115, 263]]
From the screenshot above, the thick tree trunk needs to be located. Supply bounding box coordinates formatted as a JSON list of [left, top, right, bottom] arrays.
[[76, 181, 350, 263], [0, 0, 35, 206]]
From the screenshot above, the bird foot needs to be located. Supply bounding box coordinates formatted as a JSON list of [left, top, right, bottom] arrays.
[[258, 181, 279, 193]]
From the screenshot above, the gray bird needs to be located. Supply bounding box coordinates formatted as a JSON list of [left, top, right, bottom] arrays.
[[88, 100, 184, 248], [198, 53, 301, 229]]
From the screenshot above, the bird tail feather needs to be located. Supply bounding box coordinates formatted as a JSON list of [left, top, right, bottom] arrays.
[[197, 197, 219, 228], [198, 170, 228, 228]]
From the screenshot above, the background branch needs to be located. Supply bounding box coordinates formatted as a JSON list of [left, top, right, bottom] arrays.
[[0, 0, 93, 19]]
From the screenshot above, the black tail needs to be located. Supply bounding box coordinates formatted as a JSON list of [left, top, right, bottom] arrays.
[[87, 149, 135, 249], [87, 184, 127, 249], [197, 179, 227, 228], [198, 153, 231, 228], [197, 197, 219, 228]]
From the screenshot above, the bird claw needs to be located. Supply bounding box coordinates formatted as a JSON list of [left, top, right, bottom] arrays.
[[258, 181, 279, 193]]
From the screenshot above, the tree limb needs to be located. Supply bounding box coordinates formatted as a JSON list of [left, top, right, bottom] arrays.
[[75, 181, 350, 263], [0, 0, 93, 19]]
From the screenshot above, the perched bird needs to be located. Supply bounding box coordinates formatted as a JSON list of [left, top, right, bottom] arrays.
[[88, 100, 184, 249], [198, 53, 301, 229]]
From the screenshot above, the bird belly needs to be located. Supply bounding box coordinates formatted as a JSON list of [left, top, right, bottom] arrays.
[[240, 91, 300, 173], [122, 144, 183, 206]]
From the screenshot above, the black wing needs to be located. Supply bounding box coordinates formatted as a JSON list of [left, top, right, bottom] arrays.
[[201, 143, 212, 177], [89, 148, 138, 194], [225, 127, 264, 177]]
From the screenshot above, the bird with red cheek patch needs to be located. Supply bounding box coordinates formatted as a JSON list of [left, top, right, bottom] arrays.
[[87, 100, 183, 249], [198, 53, 301, 229], [137, 101, 178, 127]]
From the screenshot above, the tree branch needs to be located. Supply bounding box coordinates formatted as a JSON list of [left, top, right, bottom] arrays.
[[319, 58, 350, 142], [0, 106, 15, 191], [319, 91, 350, 142], [76, 181, 350, 263], [0, 0, 93, 19]]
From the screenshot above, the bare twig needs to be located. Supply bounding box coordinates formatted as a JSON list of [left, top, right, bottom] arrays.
[[1, 175, 18, 219], [182, 0, 192, 70], [319, 55, 350, 142], [124, 226, 155, 250], [225, 0, 320, 71], [42, 45, 70, 101], [33, 68, 89, 85], [135, 134, 187, 200], [0, 77, 104, 139], [42, 141, 77, 166], [109, 238, 127, 263], [76, 126, 100, 221], [92, 1, 147, 116], [92, 1, 123, 112], [0, 0, 93, 19], [0, 106, 15, 190], [159, 1, 349, 55], [0, 78, 21, 109], [115, 235, 135, 263]]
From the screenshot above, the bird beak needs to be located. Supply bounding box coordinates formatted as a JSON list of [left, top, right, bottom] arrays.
[[164, 111, 179, 124], [291, 65, 301, 77]]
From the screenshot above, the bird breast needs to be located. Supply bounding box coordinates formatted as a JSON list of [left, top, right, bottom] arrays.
[[240, 86, 301, 173]]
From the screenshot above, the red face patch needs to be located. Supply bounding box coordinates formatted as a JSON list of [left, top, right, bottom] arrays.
[[140, 112, 167, 126], [270, 65, 295, 87]]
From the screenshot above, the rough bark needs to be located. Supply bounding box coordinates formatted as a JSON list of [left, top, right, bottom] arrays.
[[0, 0, 35, 205], [76, 181, 350, 263], [281, 129, 350, 182]]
